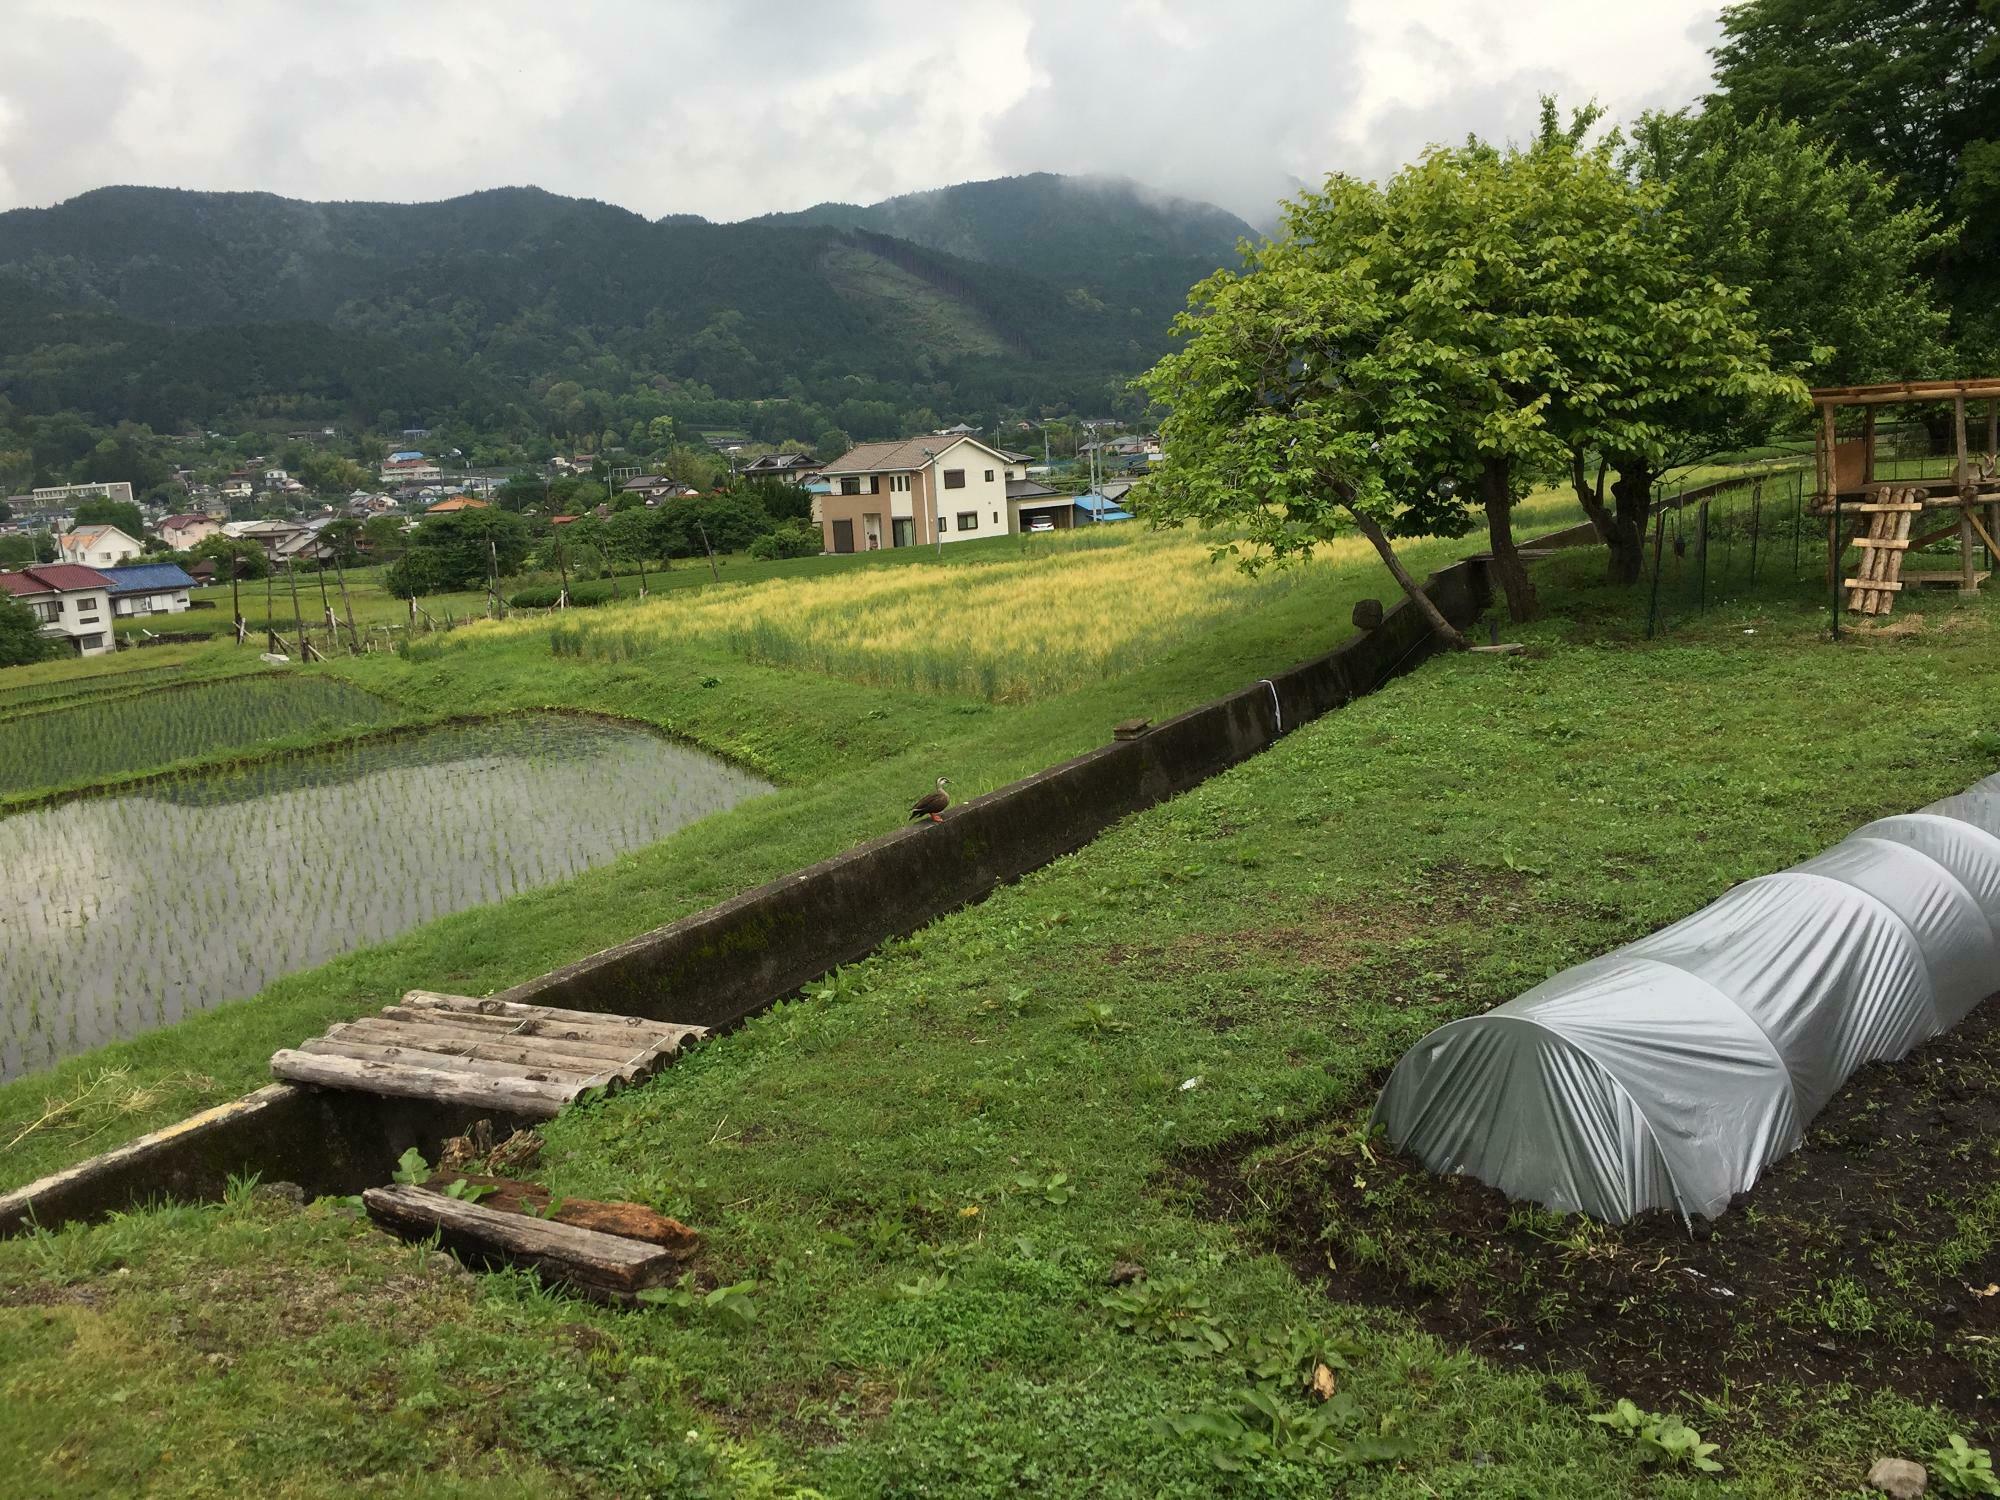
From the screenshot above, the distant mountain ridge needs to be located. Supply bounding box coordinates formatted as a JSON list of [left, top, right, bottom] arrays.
[[0, 175, 1256, 430]]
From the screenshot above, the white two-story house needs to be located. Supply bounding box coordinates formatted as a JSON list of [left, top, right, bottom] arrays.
[[58, 524, 146, 567], [0, 564, 117, 655], [815, 435, 1018, 553]]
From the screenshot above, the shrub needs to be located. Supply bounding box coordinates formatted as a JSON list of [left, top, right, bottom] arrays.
[[748, 522, 821, 561], [508, 582, 612, 609]]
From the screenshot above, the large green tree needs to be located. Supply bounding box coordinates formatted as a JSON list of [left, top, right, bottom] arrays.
[[71, 497, 146, 538], [1139, 126, 1799, 628], [385, 509, 530, 596], [1710, 0, 2000, 355], [1625, 105, 1951, 386]]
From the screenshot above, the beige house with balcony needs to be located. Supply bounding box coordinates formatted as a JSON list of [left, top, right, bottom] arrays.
[[815, 436, 1020, 554]]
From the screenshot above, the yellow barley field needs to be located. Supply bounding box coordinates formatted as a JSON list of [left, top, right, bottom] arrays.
[[461, 530, 1390, 702], [456, 493, 1583, 703]]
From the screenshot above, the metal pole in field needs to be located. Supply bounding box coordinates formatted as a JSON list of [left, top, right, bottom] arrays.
[[1698, 499, 1710, 612], [1645, 508, 1666, 640], [1831, 489, 1842, 641], [1800, 468, 1816, 584], [1749, 480, 1762, 584]]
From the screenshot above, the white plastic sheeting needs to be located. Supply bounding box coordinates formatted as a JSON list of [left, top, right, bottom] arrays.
[[1372, 773, 2000, 1222]]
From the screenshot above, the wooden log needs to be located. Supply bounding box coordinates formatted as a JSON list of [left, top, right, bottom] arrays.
[[336, 1016, 656, 1070], [270, 1049, 575, 1118], [417, 1175, 700, 1252], [324, 1021, 653, 1081], [361, 1184, 686, 1302], [1842, 578, 1904, 592], [299, 1037, 612, 1088], [376, 1012, 680, 1056], [402, 991, 701, 1046]]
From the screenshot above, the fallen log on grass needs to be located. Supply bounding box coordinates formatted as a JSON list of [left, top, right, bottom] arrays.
[[362, 1183, 695, 1302]]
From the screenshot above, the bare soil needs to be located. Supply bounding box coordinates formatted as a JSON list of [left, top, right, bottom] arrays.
[[1182, 1001, 2000, 1423]]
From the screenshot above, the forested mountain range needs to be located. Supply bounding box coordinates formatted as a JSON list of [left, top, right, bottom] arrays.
[[0, 176, 1255, 434]]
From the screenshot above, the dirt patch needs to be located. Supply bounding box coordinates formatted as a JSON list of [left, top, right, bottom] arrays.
[[1101, 861, 1541, 982], [1182, 1001, 2000, 1424]]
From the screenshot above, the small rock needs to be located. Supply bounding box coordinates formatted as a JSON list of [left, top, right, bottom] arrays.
[[1107, 1260, 1146, 1287], [1351, 598, 1385, 631], [253, 1181, 306, 1208], [1866, 1456, 1929, 1498]]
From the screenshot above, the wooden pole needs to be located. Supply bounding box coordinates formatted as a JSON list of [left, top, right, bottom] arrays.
[[333, 548, 361, 652], [230, 562, 243, 646], [286, 556, 309, 657], [1958, 394, 1976, 591], [1822, 403, 1839, 595]]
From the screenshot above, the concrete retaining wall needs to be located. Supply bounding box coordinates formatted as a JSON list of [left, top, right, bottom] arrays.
[[0, 558, 1489, 1237]]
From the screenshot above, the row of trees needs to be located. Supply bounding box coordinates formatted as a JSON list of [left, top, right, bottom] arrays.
[[1143, 82, 1949, 642]]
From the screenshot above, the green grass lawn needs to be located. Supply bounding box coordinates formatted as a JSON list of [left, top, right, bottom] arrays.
[[3, 534, 1998, 1495]]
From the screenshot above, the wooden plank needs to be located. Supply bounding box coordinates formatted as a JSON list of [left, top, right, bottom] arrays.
[[336, 1016, 655, 1069], [1842, 578, 1904, 592], [402, 991, 701, 1046], [1840, 502, 1925, 513], [373, 1006, 679, 1057], [1902, 569, 1992, 585], [299, 1037, 613, 1088], [324, 1020, 654, 1081], [1852, 537, 1910, 549], [269, 1049, 575, 1118], [1968, 507, 2000, 558], [362, 1184, 685, 1302]]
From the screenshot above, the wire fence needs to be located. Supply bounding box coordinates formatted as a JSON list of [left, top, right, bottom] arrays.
[[1639, 466, 1877, 638]]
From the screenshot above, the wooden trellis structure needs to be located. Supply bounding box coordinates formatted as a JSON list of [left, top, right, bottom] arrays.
[[1812, 378, 2000, 615]]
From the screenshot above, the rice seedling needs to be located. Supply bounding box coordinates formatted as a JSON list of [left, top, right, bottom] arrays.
[[0, 714, 768, 1080], [0, 675, 395, 798]]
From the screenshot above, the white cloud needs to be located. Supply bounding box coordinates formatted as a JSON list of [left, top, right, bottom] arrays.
[[0, 0, 1723, 221]]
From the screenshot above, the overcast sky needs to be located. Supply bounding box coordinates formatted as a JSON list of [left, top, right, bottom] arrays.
[[0, 1, 1725, 225]]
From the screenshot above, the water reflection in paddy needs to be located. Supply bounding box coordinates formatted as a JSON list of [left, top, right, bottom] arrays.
[[0, 715, 770, 1080]]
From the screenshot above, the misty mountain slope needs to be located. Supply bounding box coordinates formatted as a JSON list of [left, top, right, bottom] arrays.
[[0, 176, 1246, 426], [754, 171, 1257, 310]]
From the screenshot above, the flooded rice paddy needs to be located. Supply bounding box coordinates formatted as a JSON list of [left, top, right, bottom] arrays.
[[1, 674, 394, 798], [0, 714, 770, 1080]]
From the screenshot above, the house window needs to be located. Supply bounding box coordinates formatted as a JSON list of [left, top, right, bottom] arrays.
[[984, 470, 994, 482], [956, 512, 978, 532], [943, 469, 966, 489], [32, 601, 59, 622], [840, 476, 861, 496]]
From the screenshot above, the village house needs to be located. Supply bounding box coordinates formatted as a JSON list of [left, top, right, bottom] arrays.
[[739, 453, 820, 481], [618, 475, 700, 503], [815, 435, 1018, 554], [158, 512, 224, 549], [98, 562, 199, 617], [229, 518, 329, 564], [58, 523, 146, 567], [423, 496, 490, 514], [381, 456, 443, 485], [0, 564, 117, 655]]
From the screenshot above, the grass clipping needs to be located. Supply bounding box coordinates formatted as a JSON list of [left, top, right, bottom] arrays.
[[5, 1067, 216, 1151]]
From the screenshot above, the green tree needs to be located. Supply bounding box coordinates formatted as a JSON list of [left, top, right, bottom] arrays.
[[1625, 105, 1952, 385], [190, 534, 269, 580], [0, 592, 55, 667], [815, 428, 852, 461], [386, 508, 530, 596], [0, 535, 36, 566], [360, 515, 408, 562], [1710, 0, 2000, 354], [72, 497, 147, 538]]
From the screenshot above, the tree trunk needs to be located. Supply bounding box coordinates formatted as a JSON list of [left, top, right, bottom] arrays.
[[1605, 457, 1656, 586], [1480, 456, 1538, 621], [1341, 503, 1467, 650]]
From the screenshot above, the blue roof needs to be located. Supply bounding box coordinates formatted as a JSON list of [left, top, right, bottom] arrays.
[[98, 563, 197, 595], [1074, 494, 1134, 521]]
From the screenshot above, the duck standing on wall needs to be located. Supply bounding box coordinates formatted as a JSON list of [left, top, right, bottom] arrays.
[[910, 776, 951, 824]]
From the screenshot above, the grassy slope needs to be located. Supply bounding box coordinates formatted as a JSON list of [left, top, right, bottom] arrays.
[[4, 550, 1996, 1496], [0, 516, 1538, 1191]]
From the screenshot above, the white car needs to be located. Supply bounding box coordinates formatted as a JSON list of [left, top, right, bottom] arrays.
[[1026, 518, 1055, 533]]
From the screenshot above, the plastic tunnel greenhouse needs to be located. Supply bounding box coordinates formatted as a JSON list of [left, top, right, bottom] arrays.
[[1372, 773, 2000, 1223]]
